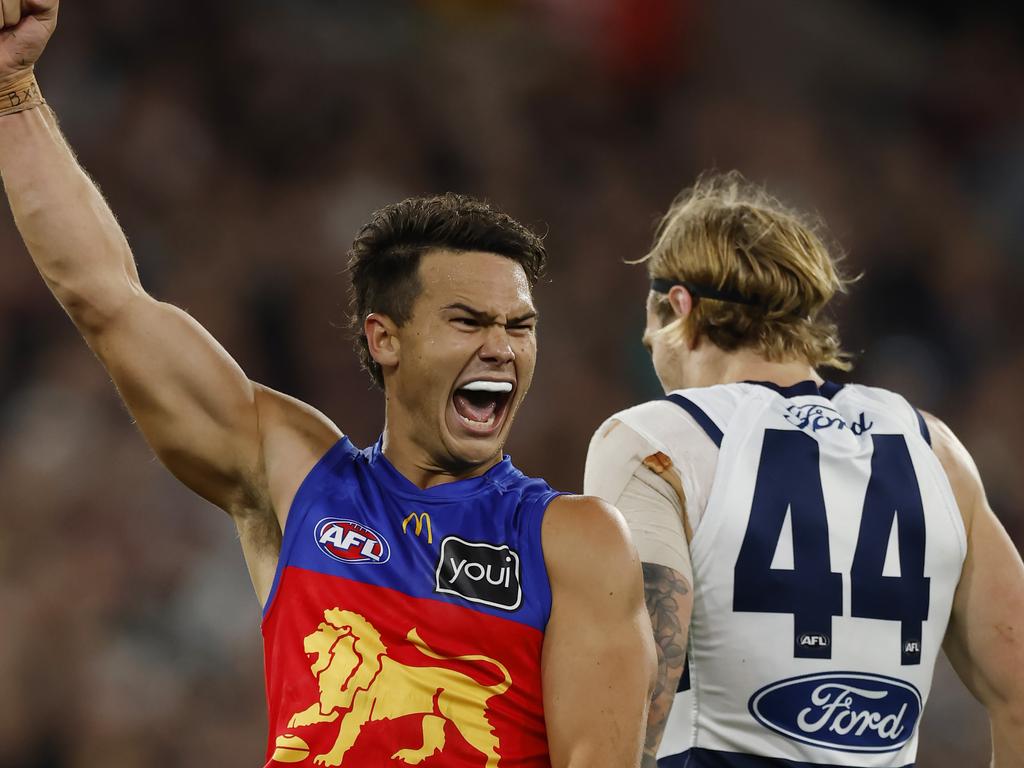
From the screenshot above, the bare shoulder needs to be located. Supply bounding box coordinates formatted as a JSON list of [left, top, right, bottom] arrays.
[[544, 494, 633, 544], [254, 384, 344, 523], [255, 384, 343, 447], [920, 411, 985, 528], [921, 411, 975, 483], [542, 494, 639, 582]]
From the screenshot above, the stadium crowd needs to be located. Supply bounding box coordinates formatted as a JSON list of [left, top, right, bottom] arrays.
[[1, 1, 1021, 765]]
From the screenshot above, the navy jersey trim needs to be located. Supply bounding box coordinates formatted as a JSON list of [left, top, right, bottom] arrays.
[[679, 652, 691, 691], [819, 380, 846, 399], [744, 380, 845, 400], [262, 436, 356, 621], [661, 748, 913, 768], [914, 408, 931, 446], [664, 394, 723, 447], [657, 752, 689, 768]]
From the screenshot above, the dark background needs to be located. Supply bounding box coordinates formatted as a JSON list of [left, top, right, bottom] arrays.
[[2, 1, 1022, 765]]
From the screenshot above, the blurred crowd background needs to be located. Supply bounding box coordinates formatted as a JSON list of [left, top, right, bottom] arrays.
[[2, 1, 1022, 765]]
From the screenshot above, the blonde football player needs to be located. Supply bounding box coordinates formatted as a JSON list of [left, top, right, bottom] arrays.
[[585, 172, 1024, 767]]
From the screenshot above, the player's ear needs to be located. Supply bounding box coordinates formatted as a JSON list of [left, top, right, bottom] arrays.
[[667, 285, 694, 320], [365, 313, 400, 370]]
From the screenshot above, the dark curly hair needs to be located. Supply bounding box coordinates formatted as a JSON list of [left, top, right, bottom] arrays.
[[347, 193, 547, 388]]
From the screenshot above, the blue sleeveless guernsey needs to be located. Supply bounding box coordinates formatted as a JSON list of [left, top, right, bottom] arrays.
[[261, 437, 562, 768]]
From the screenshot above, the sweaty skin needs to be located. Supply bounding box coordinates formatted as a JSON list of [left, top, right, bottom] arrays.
[[365, 249, 538, 485], [0, 4, 656, 765]]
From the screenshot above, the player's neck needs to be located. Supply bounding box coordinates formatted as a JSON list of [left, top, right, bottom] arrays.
[[379, 424, 503, 490], [682, 347, 821, 391]]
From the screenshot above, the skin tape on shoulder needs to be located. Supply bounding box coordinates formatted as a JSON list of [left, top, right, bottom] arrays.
[[642, 451, 693, 543], [618, 466, 692, 580], [584, 420, 650, 506], [586, 421, 692, 580]]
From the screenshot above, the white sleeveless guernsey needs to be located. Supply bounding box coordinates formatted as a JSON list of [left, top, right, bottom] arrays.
[[613, 380, 966, 768]]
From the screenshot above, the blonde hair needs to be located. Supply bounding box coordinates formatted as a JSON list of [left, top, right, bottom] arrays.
[[639, 171, 853, 370]]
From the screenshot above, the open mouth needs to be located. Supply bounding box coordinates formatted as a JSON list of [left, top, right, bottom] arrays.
[[450, 380, 514, 436]]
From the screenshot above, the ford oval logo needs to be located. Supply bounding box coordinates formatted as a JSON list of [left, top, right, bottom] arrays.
[[749, 672, 922, 753]]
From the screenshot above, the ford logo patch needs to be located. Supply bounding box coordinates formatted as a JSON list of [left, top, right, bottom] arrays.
[[749, 672, 922, 753]]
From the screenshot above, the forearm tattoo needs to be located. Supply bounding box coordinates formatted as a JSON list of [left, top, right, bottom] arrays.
[[641, 562, 691, 768]]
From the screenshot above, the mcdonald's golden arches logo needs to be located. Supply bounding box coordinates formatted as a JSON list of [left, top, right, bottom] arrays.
[[402, 512, 432, 543]]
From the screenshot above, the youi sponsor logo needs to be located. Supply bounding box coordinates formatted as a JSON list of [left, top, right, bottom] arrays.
[[749, 672, 922, 753], [435, 537, 522, 611], [314, 518, 391, 565]]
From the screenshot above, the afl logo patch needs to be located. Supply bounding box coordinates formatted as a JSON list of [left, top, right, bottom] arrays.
[[314, 518, 391, 565]]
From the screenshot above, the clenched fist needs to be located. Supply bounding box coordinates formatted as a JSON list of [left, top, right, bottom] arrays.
[[0, 0, 58, 88]]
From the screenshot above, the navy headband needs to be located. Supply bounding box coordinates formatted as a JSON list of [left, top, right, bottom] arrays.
[[651, 278, 760, 306]]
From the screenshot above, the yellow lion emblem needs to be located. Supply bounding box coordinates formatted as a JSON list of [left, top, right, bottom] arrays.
[[271, 608, 512, 767]]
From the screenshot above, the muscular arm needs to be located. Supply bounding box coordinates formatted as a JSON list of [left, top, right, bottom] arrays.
[[541, 495, 657, 768], [926, 413, 1024, 766], [0, 42, 339, 598], [585, 420, 694, 766], [641, 563, 691, 767]]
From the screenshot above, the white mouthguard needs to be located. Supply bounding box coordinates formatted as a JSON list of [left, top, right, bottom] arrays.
[[460, 381, 513, 393]]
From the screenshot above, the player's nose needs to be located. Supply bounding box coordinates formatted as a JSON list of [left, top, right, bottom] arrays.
[[478, 325, 515, 365]]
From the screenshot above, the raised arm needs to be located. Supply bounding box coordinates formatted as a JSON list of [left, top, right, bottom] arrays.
[[541, 494, 657, 768], [926, 413, 1024, 766], [0, 3, 340, 598]]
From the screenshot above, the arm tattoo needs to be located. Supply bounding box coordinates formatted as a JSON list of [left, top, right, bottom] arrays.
[[641, 562, 692, 768]]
